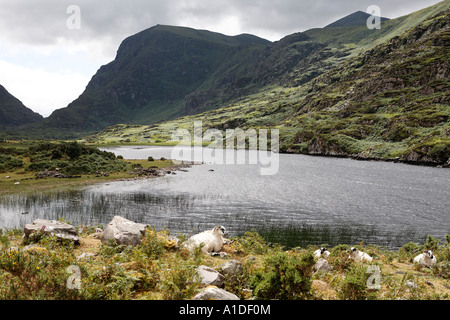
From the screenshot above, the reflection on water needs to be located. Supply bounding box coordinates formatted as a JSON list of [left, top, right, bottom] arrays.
[[1, 146, 449, 250], [0, 190, 428, 249]]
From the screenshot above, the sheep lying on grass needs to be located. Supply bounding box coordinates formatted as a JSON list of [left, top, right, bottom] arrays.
[[314, 247, 331, 259], [185, 226, 229, 255], [348, 247, 373, 263], [413, 250, 437, 268]]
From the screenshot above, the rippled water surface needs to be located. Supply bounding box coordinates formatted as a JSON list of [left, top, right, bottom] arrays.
[[1, 146, 449, 249]]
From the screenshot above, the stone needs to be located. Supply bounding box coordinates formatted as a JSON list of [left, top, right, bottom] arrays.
[[77, 252, 96, 260], [24, 219, 80, 244], [101, 216, 148, 246], [195, 265, 225, 287], [220, 260, 243, 277], [314, 258, 331, 272], [191, 286, 240, 300]]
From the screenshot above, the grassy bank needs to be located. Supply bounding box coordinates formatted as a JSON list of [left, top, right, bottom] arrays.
[[0, 159, 174, 197], [0, 226, 449, 300], [0, 140, 177, 196]]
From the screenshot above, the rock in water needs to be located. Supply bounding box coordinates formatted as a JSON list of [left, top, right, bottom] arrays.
[[24, 219, 80, 244], [101, 216, 148, 246]]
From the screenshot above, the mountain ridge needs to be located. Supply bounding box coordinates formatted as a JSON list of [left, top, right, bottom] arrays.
[[324, 10, 389, 28], [0, 84, 43, 131]]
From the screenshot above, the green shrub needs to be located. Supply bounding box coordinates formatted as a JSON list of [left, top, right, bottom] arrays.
[[428, 144, 447, 159], [26, 145, 127, 175], [233, 231, 270, 255], [0, 243, 81, 300], [159, 263, 200, 300], [338, 264, 371, 300], [251, 251, 315, 300], [398, 242, 422, 262], [423, 235, 440, 251], [140, 227, 168, 260], [328, 245, 354, 272], [82, 263, 137, 300], [0, 154, 24, 172]]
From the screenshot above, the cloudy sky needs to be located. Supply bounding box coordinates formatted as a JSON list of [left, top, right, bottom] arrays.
[[0, 0, 443, 117]]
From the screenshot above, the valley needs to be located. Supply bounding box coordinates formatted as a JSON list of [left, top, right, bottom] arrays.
[[1, 0, 450, 304], [0, 2, 448, 168]]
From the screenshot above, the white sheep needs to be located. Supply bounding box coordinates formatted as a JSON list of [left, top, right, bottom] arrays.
[[313, 247, 331, 259], [348, 247, 373, 263], [185, 226, 228, 254], [413, 250, 437, 268]]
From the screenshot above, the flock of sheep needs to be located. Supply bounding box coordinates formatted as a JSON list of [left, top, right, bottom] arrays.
[[186, 226, 438, 269], [314, 246, 437, 268]]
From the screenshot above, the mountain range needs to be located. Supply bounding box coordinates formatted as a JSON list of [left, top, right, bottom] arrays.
[[1, 2, 449, 165]]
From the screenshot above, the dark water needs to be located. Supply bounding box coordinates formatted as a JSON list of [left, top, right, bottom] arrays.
[[1, 146, 449, 249]]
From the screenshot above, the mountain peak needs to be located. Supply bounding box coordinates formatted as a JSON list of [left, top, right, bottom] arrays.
[[325, 10, 389, 28]]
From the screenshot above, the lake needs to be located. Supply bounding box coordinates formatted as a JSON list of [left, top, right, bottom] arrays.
[[1, 146, 449, 249]]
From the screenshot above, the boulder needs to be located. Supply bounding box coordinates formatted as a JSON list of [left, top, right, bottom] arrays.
[[219, 260, 243, 277], [314, 258, 331, 272], [195, 265, 225, 287], [192, 287, 240, 300], [101, 216, 148, 246], [24, 219, 80, 244]]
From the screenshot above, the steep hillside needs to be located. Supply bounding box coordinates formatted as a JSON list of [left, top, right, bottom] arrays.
[[41, 25, 270, 135], [86, 2, 450, 166], [16, 11, 397, 138], [282, 6, 450, 165], [0, 85, 43, 130]]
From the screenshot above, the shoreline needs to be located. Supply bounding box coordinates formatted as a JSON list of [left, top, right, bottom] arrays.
[[0, 159, 188, 197], [94, 143, 450, 169]]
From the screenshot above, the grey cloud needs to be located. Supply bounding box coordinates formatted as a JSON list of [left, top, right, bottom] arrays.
[[0, 0, 443, 51]]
